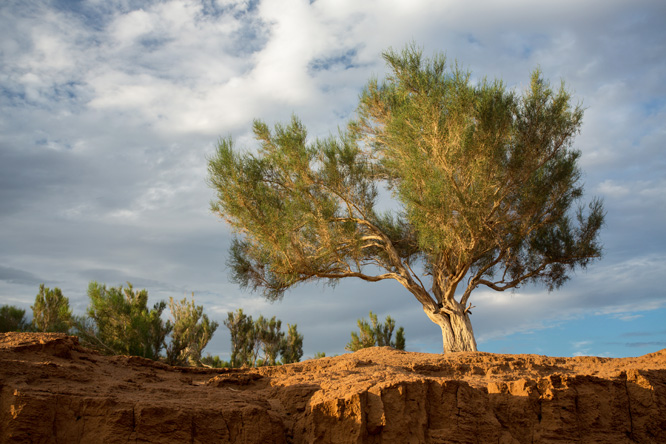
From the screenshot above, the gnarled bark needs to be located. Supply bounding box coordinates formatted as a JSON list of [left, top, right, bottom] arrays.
[[424, 305, 477, 353]]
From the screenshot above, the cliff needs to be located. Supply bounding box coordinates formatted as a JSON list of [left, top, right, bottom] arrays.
[[1, 332, 665, 443]]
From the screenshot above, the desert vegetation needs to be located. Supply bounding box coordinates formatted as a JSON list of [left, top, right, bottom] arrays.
[[2, 283, 220, 367], [222, 308, 303, 367], [1, 283, 410, 368], [346, 311, 405, 352]]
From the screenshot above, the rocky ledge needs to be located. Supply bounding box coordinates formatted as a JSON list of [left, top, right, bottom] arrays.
[[1, 332, 665, 443]]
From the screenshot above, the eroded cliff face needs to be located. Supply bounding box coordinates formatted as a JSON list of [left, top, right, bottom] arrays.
[[1, 332, 665, 443]]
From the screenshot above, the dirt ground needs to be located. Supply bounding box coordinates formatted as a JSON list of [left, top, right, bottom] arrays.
[[2, 332, 665, 443]]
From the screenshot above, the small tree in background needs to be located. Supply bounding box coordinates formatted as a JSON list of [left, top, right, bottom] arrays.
[[280, 323, 303, 364], [0, 305, 30, 333], [166, 295, 219, 366], [394, 325, 406, 351], [224, 309, 257, 367], [256, 315, 284, 366], [224, 309, 303, 367], [346, 311, 406, 352], [76, 281, 171, 359], [31, 284, 73, 333]]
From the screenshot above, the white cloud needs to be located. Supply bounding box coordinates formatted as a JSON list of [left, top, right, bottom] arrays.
[[108, 8, 155, 45], [597, 180, 630, 199], [612, 313, 643, 322], [572, 339, 592, 356], [107, 208, 140, 222]]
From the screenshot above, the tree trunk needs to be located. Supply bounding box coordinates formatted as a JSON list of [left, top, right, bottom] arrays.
[[424, 305, 478, 353]]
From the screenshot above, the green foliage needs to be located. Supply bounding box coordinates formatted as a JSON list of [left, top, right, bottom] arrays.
[[355, 46, 605, 296], [223, 309, 303, 367], [224, 308, 257, 367], [207, 44, 605, 353], [70, 283, 219, 365], [345, 311, 406, 351], [0, 305, 30, 333], [395, 326, 406, 351], [75, 282, 171, 359], [208, 117, 381, 302], [281, 323, 304, 364], [255, 315, 284, 366], [201, 354, 231, 368], [31, 284, 73, 333], [314, 351, 326, 359], [166, 295, 219, 366]]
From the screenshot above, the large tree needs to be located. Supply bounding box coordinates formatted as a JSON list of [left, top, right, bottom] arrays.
[[207, 46, 604, 353]]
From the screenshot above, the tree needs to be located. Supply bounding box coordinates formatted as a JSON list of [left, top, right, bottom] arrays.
[[224, 308, 258, 367], [280, 323, 303, 364], [166, 295, 219, 366], [0, 305, 30, 333], [31, 284, 73, 333], [223, 309, 303, 367], [255, 315, 284, 366], [394, 325, 406, 351], [76, 282, 171, 359], [346, 311, 406, 351], [207, 45, 604, 353]]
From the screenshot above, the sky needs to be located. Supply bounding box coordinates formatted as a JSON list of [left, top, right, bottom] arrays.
[[1, 0, 665, 360]]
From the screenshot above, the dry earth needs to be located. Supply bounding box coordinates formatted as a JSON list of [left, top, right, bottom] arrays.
[[1, 332, 665, 443]]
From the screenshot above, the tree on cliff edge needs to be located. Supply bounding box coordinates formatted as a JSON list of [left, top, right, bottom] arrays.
[[207, 45, 604, 353]]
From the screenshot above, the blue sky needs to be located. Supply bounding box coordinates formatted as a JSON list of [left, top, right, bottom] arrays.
[[1, 0, 665, 359]]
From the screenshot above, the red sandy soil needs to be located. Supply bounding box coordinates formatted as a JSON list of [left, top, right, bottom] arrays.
[[1, 332, 665, 443]]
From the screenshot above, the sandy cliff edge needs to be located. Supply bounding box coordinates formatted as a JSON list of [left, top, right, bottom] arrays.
[[1, 332, 665, 443]]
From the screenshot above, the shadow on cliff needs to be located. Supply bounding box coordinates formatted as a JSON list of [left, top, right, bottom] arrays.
[[303, 371, 666, 443]]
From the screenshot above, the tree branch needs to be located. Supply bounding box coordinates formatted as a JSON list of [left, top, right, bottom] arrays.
[[477, 262, 549, 292], [330, 215, 426, 293], [313, 271, 402, 283], [460, 248, 507, 307]]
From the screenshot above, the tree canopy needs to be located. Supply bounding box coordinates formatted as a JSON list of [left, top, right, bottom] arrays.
[[208, 45, 604, 353]]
